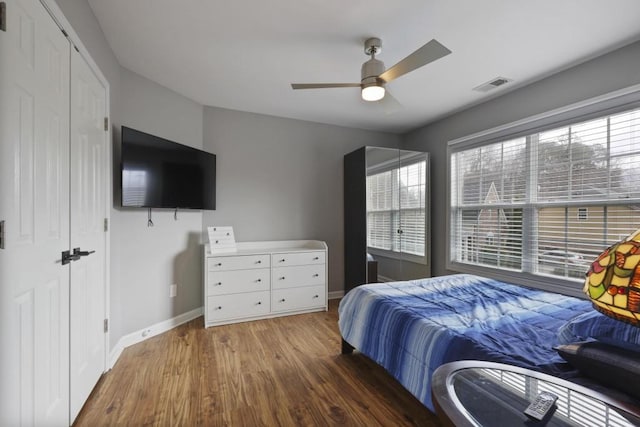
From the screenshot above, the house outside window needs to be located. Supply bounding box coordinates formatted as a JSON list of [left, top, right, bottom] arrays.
[[367, 159, 427, 261], [449, 105, 640, 293]]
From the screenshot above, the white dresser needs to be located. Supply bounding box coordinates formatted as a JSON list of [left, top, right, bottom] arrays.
[[203, 240, 328, 327]]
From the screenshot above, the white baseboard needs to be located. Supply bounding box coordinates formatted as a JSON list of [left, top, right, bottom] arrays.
[[109, 290, 346, 368], [328, 290, 344, 300], [109, 306, 203, 369]]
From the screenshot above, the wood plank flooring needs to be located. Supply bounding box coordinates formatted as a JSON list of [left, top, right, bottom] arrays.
[[74, 300, 442, 426]]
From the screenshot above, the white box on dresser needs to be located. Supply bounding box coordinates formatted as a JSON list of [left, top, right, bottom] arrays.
[[204, 240, 328, 327]]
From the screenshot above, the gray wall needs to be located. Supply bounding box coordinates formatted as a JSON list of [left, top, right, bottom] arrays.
[[403, 40, 640, 277], [203, 107, 401, 293], [112, 68, 205, 341]]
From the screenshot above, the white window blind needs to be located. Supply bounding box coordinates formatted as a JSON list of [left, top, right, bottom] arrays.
[[122, 170, 147, 206], [367, 171, 394, 250], [450, 106, 640, 290], [367, 160, 426, 257]]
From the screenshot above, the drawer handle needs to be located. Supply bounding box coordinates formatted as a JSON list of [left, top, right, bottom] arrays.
[[215, 240, 219, 243], [313, 274, 319, 278], [279, 298, 286, 303], [279, 258, 285, 262], [313, 257, 319, 260], [214, 282, 222, 286], [313, 295, 319, 299], [256, 279, 262, 283], [215, 263, 222, 267], [279, 276, 285, 280], [256, 260, 262, 264], [257, 301, 262, 305], [215, 306, 222, 310]]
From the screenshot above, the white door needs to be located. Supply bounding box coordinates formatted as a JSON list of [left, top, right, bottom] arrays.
[[0, 0, 71, 425], [69, 48, 108, 422]]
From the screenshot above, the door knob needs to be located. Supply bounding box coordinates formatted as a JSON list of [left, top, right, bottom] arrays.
[[73, 247, 95, 257]]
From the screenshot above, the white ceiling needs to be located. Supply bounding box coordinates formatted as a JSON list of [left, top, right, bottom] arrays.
[[87, 0, 640, 134]]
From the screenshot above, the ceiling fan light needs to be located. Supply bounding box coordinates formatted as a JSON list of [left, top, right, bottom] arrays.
[[362, 85, 385, 102]]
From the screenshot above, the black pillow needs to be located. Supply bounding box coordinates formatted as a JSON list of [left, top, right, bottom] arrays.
[[555, 341, 640, 400]]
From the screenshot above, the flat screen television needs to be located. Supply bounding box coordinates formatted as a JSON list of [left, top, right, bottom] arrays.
[[121, 126, 216, 210]]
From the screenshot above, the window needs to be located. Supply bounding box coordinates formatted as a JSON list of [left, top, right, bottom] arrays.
[[450, 106, 640, 292], [367, 159, 427, 259]]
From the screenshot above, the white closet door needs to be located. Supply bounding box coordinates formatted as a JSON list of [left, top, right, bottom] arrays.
[[69, 47, 108, 422], [0, 0, 71, 425]]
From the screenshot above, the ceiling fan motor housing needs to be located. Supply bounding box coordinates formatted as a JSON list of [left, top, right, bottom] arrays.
[[361, 57, 385, 88]]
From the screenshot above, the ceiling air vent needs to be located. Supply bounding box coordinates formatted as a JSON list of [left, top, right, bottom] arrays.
[[473, 76, 513, 93]]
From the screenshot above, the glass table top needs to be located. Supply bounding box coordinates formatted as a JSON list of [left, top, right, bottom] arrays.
[[432, 362, 640, 427]]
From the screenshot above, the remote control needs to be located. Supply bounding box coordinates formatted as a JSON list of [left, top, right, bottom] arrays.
[[524, 391, 558, 420]]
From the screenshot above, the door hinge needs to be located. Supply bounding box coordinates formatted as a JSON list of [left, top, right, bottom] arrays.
[[104, 117, 108, 131], [104, 319, 109, 333], [103, 218, 108, 232], [1, 2, 7, 32], [0, 220, 5, 249]]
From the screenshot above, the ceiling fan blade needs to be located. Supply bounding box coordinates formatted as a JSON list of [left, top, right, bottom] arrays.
[[379, 90, 403, 115], [359, 90, 403, 115], [378, 39, 451, 83], [291, 83, 361, 90]]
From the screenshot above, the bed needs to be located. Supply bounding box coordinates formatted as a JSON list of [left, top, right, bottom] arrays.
[[338, 273, 593, 412]]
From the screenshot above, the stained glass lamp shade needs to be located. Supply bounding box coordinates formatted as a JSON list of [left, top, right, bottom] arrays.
[[584, 229, 640, 326]]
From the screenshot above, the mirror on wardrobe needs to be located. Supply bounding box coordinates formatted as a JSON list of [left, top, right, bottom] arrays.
[[344, 146, 430, 294]]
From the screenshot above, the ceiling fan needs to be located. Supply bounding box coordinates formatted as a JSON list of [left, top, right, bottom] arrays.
[[291, 37, 451, 103]]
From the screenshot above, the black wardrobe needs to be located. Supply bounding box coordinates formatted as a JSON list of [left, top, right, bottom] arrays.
[[344, 146, 431, 294]]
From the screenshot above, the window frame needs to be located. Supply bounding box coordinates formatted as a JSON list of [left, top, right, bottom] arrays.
[[446, 84, 640, 297]]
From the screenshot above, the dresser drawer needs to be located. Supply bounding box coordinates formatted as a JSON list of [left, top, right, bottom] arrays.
[[207, 254, 270, 271], [272, 285, 325, 312], [207, 269, 270, 296], [207, 291, 270, 321], [271, 251, 325, 267], [272, 264, 325, 289]]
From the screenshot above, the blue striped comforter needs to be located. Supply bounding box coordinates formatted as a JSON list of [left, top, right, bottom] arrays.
[[338, 274, 592, 411]]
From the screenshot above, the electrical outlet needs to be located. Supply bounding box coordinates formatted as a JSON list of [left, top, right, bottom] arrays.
[[170, 284, 177, 298]]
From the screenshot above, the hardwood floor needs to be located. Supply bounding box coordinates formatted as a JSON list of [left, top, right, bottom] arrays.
[[74, 300, 442, 426]]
